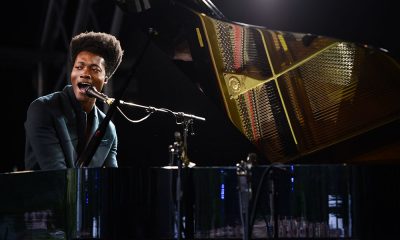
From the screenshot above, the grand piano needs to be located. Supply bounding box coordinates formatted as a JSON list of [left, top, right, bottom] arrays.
[[1, 0, 400, 239]]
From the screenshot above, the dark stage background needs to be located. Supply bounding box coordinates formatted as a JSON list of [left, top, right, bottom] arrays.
[[1, 0, 397, 173]]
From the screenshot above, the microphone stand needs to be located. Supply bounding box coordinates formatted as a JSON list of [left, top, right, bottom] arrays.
[[172, 133, 183, 240], [116, 99, 204, 167], [176, 117, 195, 239], [168, 118, 200, 240], [170, 121, 195, 240]]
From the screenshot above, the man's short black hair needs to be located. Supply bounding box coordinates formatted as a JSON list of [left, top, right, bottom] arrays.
[[70, 31, 124, 79]]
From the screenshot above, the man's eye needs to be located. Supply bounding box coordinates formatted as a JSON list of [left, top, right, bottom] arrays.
[[92, 67, 101, 72], [75, 66, 83, 70]]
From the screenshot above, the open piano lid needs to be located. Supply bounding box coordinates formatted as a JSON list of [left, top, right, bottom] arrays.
[[118, 0, 400, 164]]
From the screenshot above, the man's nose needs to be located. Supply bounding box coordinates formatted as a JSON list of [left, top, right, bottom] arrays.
[[80, 74, 91, 80], [81, 67, 91, 79]]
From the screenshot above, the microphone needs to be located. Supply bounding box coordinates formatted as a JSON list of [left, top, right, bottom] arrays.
[[85, 86, 115, 105]]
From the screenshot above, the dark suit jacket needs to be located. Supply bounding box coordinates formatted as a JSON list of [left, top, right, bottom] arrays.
[[24, 85, 118, 170]]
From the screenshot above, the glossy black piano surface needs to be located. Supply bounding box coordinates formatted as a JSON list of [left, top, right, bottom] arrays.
[[2, 165, 400, 239], [0, 168, 147, 240]]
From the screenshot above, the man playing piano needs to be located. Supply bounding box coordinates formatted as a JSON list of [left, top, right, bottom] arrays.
[[24, 31, 124, 170]]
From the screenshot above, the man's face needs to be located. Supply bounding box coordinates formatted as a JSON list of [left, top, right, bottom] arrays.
[[70, 50, 107, 103]]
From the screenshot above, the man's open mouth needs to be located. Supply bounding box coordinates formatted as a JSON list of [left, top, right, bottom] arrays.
[[77, 82, 92, 93]]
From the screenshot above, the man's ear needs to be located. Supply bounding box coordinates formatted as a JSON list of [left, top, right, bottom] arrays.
[[104, 76, 109, 84]]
